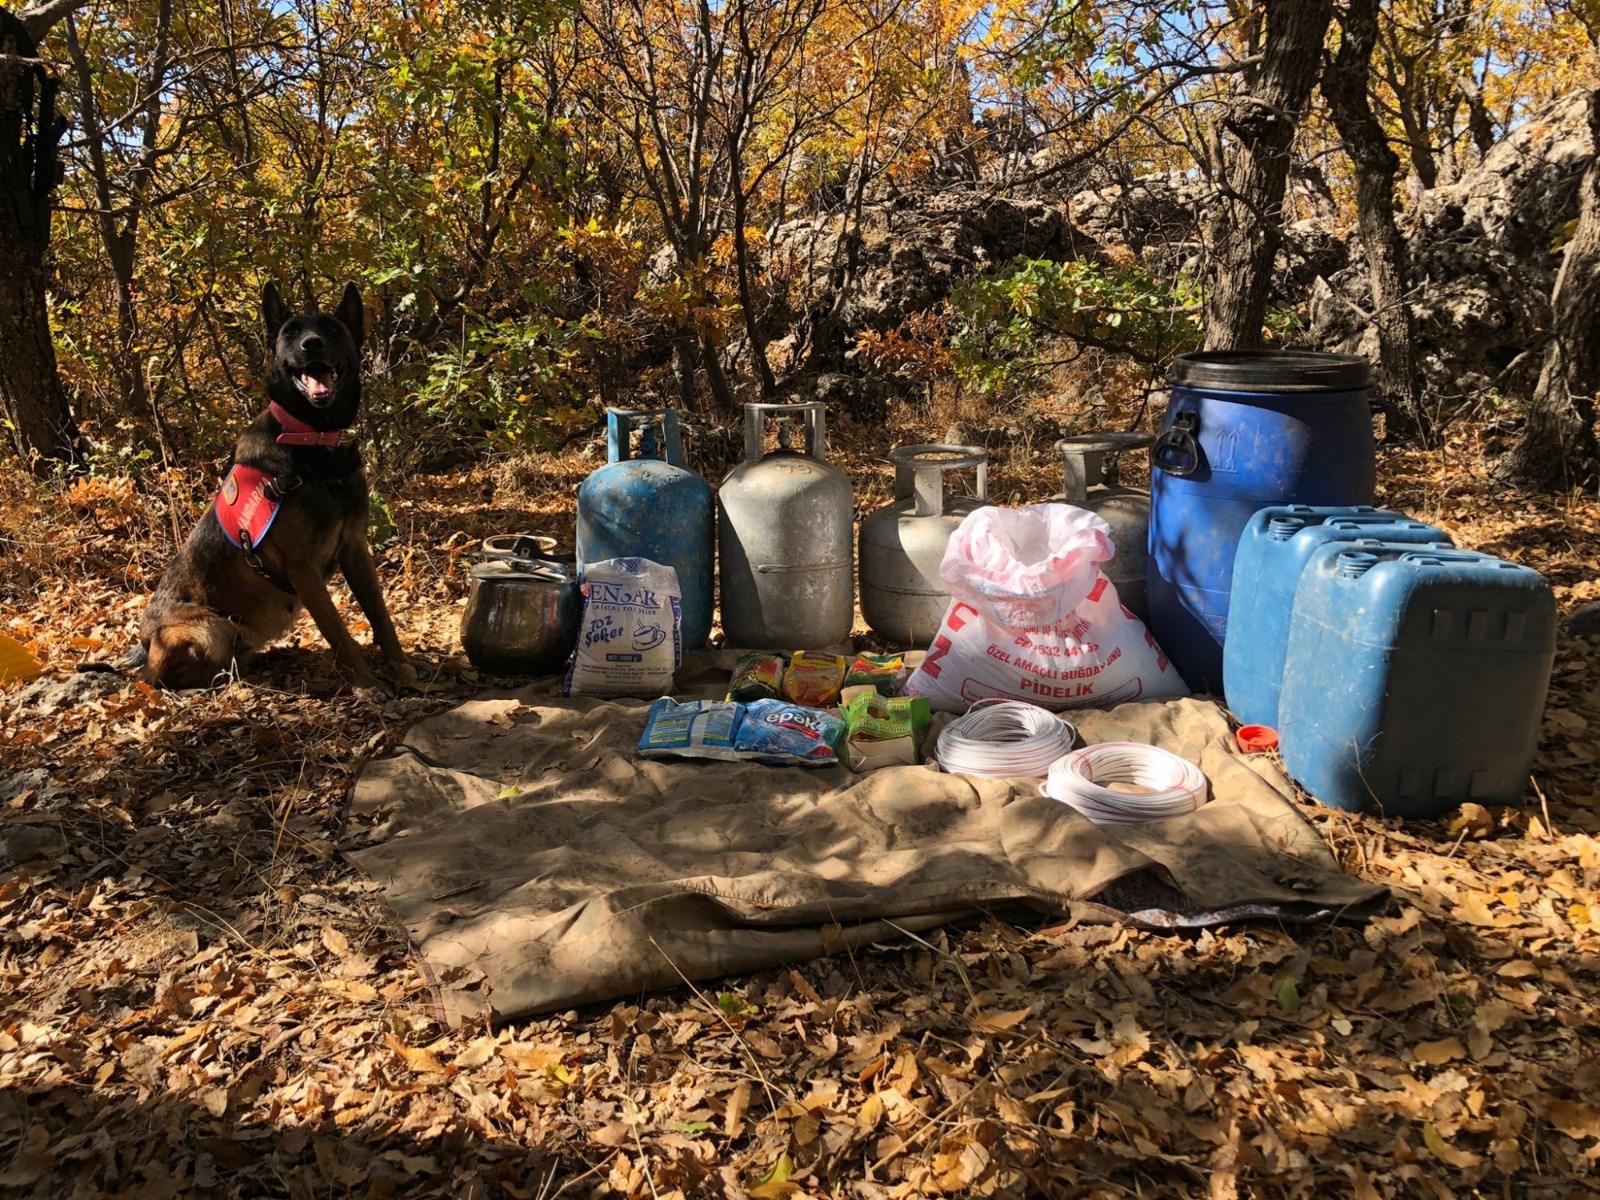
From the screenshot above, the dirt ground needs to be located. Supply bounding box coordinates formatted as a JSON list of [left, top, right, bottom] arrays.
[[3, 416, 1599, 1199]]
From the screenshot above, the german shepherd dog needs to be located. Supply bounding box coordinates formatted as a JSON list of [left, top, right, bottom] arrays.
[[130, 283, 416, 693]]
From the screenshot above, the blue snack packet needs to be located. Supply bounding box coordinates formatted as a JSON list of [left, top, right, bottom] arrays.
[[734, 699, 846, 767], [638, 698, 744, 761]]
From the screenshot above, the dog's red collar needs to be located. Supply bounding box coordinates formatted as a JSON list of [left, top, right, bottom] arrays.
[[270, 401, 346, 447]]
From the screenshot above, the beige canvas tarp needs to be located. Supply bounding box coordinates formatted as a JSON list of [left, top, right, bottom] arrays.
[[344, 659, 1386, 1024]]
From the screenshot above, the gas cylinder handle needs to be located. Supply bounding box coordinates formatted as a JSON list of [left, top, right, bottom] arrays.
[[1056, 432, 1155, 503], [1152, 412, 1201, 477], [888, 444, 988, 517], [744, 401, 828, 463], [606, 407, 686, 468]]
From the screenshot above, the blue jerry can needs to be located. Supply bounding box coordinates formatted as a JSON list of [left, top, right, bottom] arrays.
[[576, 409, 715, 649], [1279, 541, 1556, 818], [1224, 505, 1452, 729]]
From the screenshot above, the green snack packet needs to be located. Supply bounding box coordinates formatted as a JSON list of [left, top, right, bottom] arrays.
[[843, 652, 905, 696], [841, 692, 931, 772]]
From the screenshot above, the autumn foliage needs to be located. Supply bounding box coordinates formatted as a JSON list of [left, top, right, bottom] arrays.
[[4, 0, 1591, 471]]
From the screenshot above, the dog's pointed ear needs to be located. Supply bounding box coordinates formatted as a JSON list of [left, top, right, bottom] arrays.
[[333, 283, 364, 345], [263, 281, 290, 345]]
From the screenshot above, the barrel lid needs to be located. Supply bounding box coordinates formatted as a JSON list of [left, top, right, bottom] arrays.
[[1167, 350, 1373, 393]]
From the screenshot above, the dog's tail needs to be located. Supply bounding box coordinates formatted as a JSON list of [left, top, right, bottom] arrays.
[[77, 643, 147, 675]]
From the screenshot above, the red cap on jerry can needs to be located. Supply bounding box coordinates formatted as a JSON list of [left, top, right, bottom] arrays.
[[1236, 724, 1280, 754]]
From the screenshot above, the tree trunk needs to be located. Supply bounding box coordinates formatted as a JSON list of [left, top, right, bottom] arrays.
[[63, 6, 175, 463], [1322, 0, 1431, 445], [1203, 0, 1334, 351], [1501, 90, 1600, 490], [0, 10, 85, 472], [698, 327, 736, 414], [730, 184, 776, 396], [671, 333, 700, 412]]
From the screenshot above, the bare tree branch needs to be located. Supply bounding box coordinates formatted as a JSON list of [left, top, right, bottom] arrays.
[[17, 0, 89, 40]]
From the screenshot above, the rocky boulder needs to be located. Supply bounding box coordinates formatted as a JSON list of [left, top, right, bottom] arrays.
[[1310, 92, 1593, 402], [771, 190, 1088, 336]]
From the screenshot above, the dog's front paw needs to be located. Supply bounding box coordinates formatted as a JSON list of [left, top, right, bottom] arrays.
[[387, 656, 422, 690], [335, 653, 389, 698], [353, 678, 396, 701]]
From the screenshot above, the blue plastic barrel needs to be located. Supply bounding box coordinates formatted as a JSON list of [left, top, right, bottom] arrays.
[[576, 409, 715, 649], [1279, 541, 1556, 817], [1224, 506, 1452, 728], [1147, 351, 1377, 691]]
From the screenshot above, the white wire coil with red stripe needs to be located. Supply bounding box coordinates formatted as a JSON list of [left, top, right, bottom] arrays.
[[1041, 742, 1208, 824]]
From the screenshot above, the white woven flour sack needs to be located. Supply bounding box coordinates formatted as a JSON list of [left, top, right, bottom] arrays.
[[563, 557, 682, 698], [903, 504, 1187, 712]]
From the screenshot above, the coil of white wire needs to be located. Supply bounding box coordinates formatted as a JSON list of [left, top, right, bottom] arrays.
[[934, 700, 1078, 779], [1041, 742, 1208, 824]]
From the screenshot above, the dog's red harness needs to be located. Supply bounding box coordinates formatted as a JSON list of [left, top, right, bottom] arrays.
[[214, 404, 343, 554], [211, 405, 350, 592], [214, 464, 285, 551], [270, 401, 345, 447]]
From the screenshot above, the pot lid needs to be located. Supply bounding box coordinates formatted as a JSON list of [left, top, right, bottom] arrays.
[[470, 558, 574, 584]]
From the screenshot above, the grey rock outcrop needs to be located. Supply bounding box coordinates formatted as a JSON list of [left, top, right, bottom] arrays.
[[729, 95, 1594, 408], [771, 191, 1085, 336], [1310, 93, 1593, 402]]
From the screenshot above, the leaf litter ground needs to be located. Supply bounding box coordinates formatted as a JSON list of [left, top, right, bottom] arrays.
[[2, 423, 1599, 1200]]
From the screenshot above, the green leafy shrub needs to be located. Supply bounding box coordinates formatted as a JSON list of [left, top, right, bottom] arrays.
[[948, 257, 1202, 397], [405, 312, 602, 450]]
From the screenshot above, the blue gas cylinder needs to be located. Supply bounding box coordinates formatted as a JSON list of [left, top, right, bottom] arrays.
[[1224, 506, 1453, 729], [576, 408, 715, 649], [1148, 351, 1377, 692], [1279, 541, 1556, 818]]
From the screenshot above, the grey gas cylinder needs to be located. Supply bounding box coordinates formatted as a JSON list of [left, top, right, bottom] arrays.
[[718, 402, 855, 649], [1054, 432, 1154, 622], [859, 444, 989, 648]]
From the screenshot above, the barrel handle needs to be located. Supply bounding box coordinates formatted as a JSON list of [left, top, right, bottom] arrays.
[[607, 407, 685, 467], [1152, 412, 1201, 477]]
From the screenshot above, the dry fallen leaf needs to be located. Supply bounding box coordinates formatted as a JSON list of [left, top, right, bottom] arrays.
[[748, 1152, 798, 1200], [1448, 802, 1495, 839], [1543, 1099, 1600, 1141], [1415, 1037, 1465, 1065], [454, 1036, 498, 1069], [320, 923, 351, 958], [1455, 893, 1497, 927], [972, 1008, 1031, 1034], [725, 1080, 752, 1139], [385, 1034, 448, 1075], [856, 1091, 886, 1135], [502, 1042, 566, 1072], [1423, 1122, 1481, 1168]]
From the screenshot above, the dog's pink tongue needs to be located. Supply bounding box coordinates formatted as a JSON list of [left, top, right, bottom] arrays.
[[302, 366, 333, 398]]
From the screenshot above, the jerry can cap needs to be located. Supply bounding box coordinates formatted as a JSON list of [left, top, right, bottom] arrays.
[[1236, 724, 1280, 754]]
